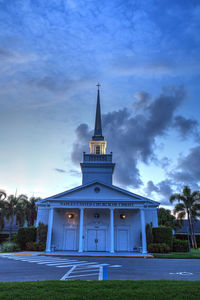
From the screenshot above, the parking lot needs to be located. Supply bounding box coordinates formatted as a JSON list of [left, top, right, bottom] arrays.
[[0, 254, 200, 281]]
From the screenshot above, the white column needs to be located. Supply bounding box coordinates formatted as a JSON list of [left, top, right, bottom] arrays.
[[46, 207, 54, 252], [140, 209, 147, 254], [110, 208, 114, 253], [79, 208, 84, 252]]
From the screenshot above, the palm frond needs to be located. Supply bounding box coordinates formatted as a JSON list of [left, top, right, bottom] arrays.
[[177, 211, 186, 220], [173, 203, 185, 214]]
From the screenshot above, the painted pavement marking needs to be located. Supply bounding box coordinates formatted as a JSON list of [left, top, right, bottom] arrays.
[[1, 254, 121, 281], [169, 272, 193, 276]]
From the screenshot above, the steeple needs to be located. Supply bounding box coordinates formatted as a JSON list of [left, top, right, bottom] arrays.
[[81, 84, 115, 185], [92, 83, 104, 141]]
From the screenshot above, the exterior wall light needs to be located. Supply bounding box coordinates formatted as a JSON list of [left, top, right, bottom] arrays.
[[120, 214, 126, 219], [94, 213, 100, 219], [67, 214, 74, 219]]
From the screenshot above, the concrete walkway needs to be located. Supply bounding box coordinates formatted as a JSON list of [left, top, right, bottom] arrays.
[[42, 251, 153, 258], [0, 251, 153, 258]]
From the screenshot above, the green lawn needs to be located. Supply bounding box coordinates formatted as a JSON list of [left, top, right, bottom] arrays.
[[0, 281, 200, 300], [153, 249, 200, 259]]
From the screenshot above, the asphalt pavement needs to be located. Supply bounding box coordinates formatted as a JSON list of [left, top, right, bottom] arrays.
[[0, 254, 200, 281]]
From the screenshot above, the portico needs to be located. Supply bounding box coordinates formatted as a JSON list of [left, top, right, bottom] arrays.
[[44, 197, 152, 254]]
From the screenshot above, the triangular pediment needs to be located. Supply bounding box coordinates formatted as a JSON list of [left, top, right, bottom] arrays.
[[37, 181, 158, 207]]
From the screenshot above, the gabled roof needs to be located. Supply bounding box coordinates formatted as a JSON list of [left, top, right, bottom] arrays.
[[37, 180, 159, 206]]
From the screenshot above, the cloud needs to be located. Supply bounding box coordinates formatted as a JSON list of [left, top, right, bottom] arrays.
[[53, 168, 66, 173], [133, 91, 151, 111], [145, 179, 173, 205], [68, 169, 81, 177], [173, 115, 200, 140], [169, 146, 200, 189], [71, 86, 185, 188]]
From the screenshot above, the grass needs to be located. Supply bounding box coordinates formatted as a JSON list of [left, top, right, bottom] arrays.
[[0, 281, 200, 300], [153, 248, 200, 259]]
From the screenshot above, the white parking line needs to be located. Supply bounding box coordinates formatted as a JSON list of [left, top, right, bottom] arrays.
[[56, 262, 98, 268], [98, 265, 103, 280], [73, 268, 99, 274], [60, 266, 76, 280], [47, 261, 87, 266]]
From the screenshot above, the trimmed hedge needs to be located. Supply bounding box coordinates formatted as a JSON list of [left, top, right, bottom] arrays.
[[17, 227, 37, 250], [173, 238, 189, 252], [37, 222, 48, 243], [148, 243, 170, 253], [25, 241, 46, 251], [152, 226, 173, 249]]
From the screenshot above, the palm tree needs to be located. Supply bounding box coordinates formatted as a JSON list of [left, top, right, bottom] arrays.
[[4, 194, 28, 240], [170, 186, 200, 249], [0, 189, 6, 200], [0, 200, 6, 230], [24, 197, 40, 226], [0, 190, 7, 230]]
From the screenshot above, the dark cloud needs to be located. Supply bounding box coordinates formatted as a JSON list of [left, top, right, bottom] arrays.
[[145, 180, 159, 194], [133, 91, 151, 111], [71, 86, 185, 188], [28, 77, 94, 94], [159, 156, 171, 169], [173, 115, 199, 138], [0, 48, 13, 58], [145, 179, 173, 206], [69, 169, 81, 177], [170, 146, 200, 189], [53, 168, 66, 173]]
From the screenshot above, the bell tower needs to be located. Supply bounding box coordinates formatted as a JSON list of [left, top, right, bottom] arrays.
[[80, 84, 115, 185]]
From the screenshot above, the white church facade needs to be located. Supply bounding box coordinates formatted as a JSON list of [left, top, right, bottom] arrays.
[[36, 86, 159, 254]]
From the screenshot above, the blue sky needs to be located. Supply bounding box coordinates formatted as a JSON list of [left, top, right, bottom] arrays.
[[0, 0, 200, 206]]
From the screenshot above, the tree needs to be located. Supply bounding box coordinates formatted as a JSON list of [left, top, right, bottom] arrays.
[[24, 197, 40, 226], [158, 208, 182, 232], [0, 189, 6, 200], [4, 194, 28, 240], [0, 190, 7, 230], [170, 186, 200, 249]]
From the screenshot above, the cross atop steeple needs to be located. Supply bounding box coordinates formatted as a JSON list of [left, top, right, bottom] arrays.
[[96, 83, 101, 89]]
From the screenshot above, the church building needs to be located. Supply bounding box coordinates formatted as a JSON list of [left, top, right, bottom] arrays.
[[36, 86, 159, 254]]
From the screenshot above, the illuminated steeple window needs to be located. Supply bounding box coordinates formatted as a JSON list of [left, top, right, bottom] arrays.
[[96, 145, 100, 154]]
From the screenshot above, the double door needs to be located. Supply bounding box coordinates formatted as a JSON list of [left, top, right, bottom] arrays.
[[87, 229, 106, 251]]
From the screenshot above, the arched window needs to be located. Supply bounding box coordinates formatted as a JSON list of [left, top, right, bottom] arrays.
[[96, 145, 100, 154]]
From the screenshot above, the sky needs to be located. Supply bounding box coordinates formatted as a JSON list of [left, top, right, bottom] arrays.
[[0, 0, 200, 207]]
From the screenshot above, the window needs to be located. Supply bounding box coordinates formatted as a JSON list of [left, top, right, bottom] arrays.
[[96, 145, 100, 154]]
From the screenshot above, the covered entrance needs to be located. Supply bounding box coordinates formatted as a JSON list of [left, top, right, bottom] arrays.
[[87, 228, 106, 251]]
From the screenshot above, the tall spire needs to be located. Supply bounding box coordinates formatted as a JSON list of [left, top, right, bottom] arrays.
[[93, 83, 104, 141]]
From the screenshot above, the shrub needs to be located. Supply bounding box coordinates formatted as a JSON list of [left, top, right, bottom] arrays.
[[146, 223, 153, 247], [17, 227, 37, 250], [152, 226, 173, 249], [1, 241, 20, 252], [148, 243, 170, 253], [25, 241, 46, 251], [11, 234, 18, 243], [37, 222, 48, 243], [173, 238, 189, 252]]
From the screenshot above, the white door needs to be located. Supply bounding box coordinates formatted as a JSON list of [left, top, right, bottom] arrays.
[[87, 229, 97, 251], [64, 228, 77, 250], [87, 229, 106, 251], [97, 229, 106, 251], [117, 229, 128, 251]]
